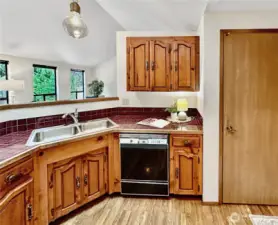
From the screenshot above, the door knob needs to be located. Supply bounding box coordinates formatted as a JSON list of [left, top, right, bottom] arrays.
[[226, 126, 237, 134]]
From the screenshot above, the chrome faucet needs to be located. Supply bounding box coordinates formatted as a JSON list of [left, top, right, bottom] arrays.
[[62, 108, 81, 133]]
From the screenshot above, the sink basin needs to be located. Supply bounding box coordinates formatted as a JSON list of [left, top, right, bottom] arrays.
[[26, 118, 118, 147], [79, 119, 116, 133]]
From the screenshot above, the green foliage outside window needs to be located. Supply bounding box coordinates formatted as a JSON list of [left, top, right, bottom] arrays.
[[33, 67, 56, 102], [70, 70, 84, 100], [0, 63, 7, 100]]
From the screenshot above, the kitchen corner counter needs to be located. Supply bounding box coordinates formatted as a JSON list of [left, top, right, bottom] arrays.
[[0, 115, 202, 169], [110, 115, 202, 134]]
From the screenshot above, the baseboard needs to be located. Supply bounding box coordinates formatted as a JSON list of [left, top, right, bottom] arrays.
[[202, 201, 220, 205]]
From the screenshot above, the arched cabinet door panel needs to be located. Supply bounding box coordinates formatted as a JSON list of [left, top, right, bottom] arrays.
[[82, 149, 108, 203], [174, 150, 199, 195], [127, 38, 150, 91], [48, 157, 82, 220], [0, 178, 34, 225], [172, 41, 197, 91], [150, 40, 171, 91]]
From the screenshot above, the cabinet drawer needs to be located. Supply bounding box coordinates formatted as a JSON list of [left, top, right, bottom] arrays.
[[172, 136, 200, 148], [0, 158, 33, 198]]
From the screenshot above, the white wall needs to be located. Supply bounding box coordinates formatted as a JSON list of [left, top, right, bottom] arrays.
[[203, 11, 278, 202], [116, 31, 200, 108], [197, 16, 204, 116], [91, 56, 117, 97], [0, 100, 120, 122], [0, 54, 94, 103]]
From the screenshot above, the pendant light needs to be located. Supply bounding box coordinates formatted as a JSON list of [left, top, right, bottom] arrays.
[[63, 0, 88, 39]]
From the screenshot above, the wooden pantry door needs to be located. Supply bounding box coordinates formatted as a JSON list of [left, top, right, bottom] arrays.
[[222, 30, 278, 204]]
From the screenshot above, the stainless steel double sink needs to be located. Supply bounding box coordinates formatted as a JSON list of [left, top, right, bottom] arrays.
[[26, 118, 118, 147]]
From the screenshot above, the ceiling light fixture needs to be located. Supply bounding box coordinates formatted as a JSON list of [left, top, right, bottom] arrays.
[[63, 0, 88, 39]]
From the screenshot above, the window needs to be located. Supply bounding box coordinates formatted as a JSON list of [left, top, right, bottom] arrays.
[[33, 64, 57, 102], [70, 69, 84, 100], [0, 60, 9, 105]]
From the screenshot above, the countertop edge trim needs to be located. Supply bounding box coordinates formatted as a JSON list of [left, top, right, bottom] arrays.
[[0, 97, 120, 111]]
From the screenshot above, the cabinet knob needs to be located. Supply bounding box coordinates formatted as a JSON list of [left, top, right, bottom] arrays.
[[5, 173, 23, 184], [84, 174, 88, 186], [184, 140, 191, 146], [76, 177, 81, 189], [175, 61, 178, 71], [27, 203, 33, 221], [175, 168, 179, 179], [151, 61, 155, 71]]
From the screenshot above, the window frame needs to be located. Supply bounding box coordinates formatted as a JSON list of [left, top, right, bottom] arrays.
[[70, 69, 85, 100], [0, 60, 9, 104], [33, 64, 57, 102]]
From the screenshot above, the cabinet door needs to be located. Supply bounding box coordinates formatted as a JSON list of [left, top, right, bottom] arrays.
[[50, 157, 82, 219], [127, 38, 150, 91], [174, 150, 199, 195], [83, 149, 107, 203], [150, 40, 171, 91], [0, 178, 34, 225], [172, 41, 196, 91]]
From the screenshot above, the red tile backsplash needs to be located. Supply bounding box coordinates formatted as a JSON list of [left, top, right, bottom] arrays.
[[0, 107, 202, 136]]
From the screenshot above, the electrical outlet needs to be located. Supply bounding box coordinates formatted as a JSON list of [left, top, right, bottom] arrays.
[[122, 98, 130, 106]]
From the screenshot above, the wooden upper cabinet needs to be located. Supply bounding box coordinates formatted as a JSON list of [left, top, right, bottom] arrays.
[[150, 40, 171, 91], [127, 38, 150, 91], [127, 36, 199, 92], [0, 178, 34, 225], [49, 157, 82, 219], [174, 150, 199, 195], [172, 40, 197, 91], [82, 149, 107, 203]]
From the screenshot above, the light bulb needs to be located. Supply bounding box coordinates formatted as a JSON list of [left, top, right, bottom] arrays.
[[63, 2, 88, 39], [73, 30, 81, 38]]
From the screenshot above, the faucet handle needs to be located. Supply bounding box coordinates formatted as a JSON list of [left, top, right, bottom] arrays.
[[74, 108, 78, 118]]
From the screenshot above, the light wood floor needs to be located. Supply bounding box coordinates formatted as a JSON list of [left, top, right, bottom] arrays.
[[51, 196, 278, 225]]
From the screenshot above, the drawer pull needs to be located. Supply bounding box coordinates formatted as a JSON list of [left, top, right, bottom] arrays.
[[5, 173, 23, 184], [184, 140, 191, 146]]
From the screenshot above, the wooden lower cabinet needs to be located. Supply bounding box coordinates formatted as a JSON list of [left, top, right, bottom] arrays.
[[0, 133, 203, 224], [174, 150, 199, 195], [0, 178, 34, 225], [170, 134, 203, 195], [48, 157, 82, 220], [48, 148, 108, 221], [83, 149, 107, 203]]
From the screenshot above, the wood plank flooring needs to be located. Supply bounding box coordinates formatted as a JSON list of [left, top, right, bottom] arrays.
[[51, 196, 278, 225]]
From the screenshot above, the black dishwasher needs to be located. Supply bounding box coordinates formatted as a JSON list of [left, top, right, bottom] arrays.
[[120, 133, 169, 196]]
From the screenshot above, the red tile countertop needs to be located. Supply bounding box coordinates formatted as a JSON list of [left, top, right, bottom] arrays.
[[110, 115, 202, 132], [0, 115, 202, 169]]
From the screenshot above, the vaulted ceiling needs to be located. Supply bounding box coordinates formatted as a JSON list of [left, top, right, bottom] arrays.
[[96, 0, 207, 31], [0, 0, 123, 67], [0, 0, 277, 66], [97, 0, 278, 31]]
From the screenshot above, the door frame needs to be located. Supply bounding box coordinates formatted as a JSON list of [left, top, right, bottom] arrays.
[[218, 29, 278, 204]]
